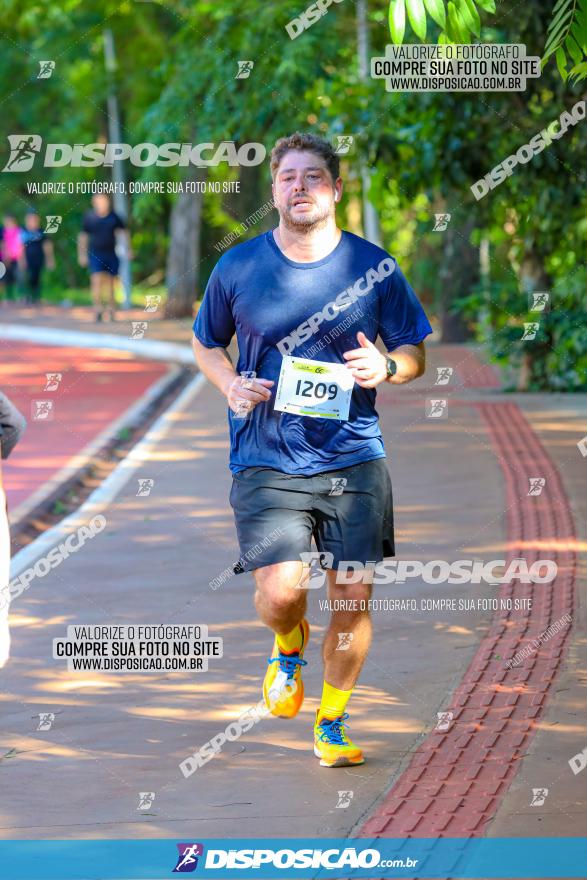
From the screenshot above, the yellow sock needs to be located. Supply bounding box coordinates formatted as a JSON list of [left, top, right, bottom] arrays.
[[319, 680, 353, 721], [276, 620, 304, 653]]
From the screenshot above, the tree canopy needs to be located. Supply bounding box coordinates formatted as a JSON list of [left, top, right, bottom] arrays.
[[1, 0, 585, 388]]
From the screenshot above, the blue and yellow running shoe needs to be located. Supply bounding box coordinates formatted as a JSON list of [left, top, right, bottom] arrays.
[[314, 711, 365, 767], [263, 619, 310, 718]]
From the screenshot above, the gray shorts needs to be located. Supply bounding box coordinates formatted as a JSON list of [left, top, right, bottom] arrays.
[[229, 457, 394, 574]]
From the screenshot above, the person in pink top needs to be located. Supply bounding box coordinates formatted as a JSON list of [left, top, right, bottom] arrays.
[[1, 215, 24, 301]]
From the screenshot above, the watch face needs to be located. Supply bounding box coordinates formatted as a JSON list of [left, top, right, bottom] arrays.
[[387, 357, 397, 377]]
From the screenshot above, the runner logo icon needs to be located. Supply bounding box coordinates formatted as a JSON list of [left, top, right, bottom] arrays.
[[37, 61, 56, 79], [173, 843, 204, 872], [530, 787, 549, 806], [36, 712, 55, 731], [297, 552, 334, 589], [44, 215, 62, 233], [329, 477, 347, 496], [433, 212, 451, 231], [3, 134, 42, 172], [334, 135, 354, 154]]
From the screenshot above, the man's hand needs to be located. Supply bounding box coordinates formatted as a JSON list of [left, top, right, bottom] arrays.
[[343, 331, 387, 388], [224, 375, 274, 415]]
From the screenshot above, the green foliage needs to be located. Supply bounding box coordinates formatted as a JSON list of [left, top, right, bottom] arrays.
[[389, 0, 407, 43], [455, 269, 587, 391], [2, 0, 585, 389], [388, 0, 587, 81], [388, 0, 493, 42], [424, 0, 447, 29], [543, 0, 587, 81]]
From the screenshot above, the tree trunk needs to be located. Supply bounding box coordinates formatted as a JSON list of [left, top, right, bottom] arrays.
[[438, 216, 477, 342], [356, 0, 382, 247], [516, 252, 552, 391], [165, 165, 206, 318], [229, 163, 269, 229]]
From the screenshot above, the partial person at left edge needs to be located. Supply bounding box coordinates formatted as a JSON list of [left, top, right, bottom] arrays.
[[0, 391, 27, 668]]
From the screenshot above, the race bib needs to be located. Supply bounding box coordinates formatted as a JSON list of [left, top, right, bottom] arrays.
[[274, 356, 354, 420]]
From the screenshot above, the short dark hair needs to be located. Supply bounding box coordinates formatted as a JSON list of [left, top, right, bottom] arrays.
[[270, 132, 340, 184]]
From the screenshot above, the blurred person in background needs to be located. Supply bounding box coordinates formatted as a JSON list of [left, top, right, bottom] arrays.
[[1, 214, 24, 302], [78, 193, 128, 322], [0, 391, 26, 668], [20, 211, 55, 305]]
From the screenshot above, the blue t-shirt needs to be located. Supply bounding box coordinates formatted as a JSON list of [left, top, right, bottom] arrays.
[[193, 230, 432, 475]]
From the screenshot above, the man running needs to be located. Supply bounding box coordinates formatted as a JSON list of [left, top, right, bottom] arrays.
[[78, 194, 127, 322], [192, 132, 432, 767]]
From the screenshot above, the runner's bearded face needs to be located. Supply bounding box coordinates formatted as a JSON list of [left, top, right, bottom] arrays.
[[272, 150, 339, 233]]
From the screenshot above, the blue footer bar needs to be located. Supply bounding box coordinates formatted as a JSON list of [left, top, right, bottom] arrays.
[[0, 837, 585, 879]]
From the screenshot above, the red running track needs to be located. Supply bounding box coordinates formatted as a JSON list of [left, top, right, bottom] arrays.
[[0, 342, 168, 512], [361, 402, 576, 851]]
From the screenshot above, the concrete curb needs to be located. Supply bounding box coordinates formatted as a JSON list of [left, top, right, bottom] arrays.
[[0, 324, 193, 365]]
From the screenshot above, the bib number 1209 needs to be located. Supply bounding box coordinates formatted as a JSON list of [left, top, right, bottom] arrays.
[[295, 379, 338, 400], [274, 355, 354, 420]]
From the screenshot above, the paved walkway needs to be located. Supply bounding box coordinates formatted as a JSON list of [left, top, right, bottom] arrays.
[[0, 302, 193, 345], [0, 314, 585, 847]]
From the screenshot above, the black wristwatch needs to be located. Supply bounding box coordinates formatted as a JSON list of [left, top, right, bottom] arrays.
[[385, 356, 398, 379]]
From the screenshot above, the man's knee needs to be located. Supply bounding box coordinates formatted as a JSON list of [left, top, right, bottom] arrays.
[[254, 562, 306, 614], [328, 577, 372, 613]]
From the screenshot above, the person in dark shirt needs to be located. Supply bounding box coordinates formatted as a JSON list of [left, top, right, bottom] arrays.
[[20, 211, 55, 304], [77, 194, 128, 322]]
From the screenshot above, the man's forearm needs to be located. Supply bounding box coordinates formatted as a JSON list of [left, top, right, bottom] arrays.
[[192, 337, 236, 397], [386, 343, 426, 385]]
